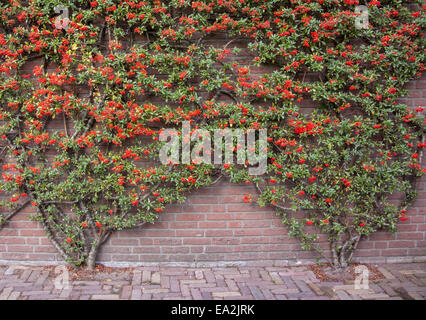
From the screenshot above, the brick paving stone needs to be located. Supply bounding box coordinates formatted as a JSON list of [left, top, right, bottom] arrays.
[[91, 294, 119, 300], [201, 292, 212, 299], [190, 288, 202, 299], [203, 270, 216, 283], [27, 270, 41, 282], [34, 271, 49, 287], [195, 270, 204, 280], [0, 287, 13, 299], [334, 290, 352, 300], [142, 271, 151, 283], [357, 293, 390, 300], [294, 280, 312, 293], [248, 286, 265, 299], [269, 272, 284, 285], [280, 276, 298, 289], [181, 279, 206, 285], [307, 282, 325, 296], [259, 270, 271, 281], [260, 288, 275, 300], [212, 291, 241, 298], [270, 288, 299, 295], [8, 291, 20, 300], [142, 288, 169, 294], [378, 267, 396, 280], [19, 269, 32, 282], [225, 279, 238, 291], [180, 284, 190, 297], [131, 286, 142, 300], [151, 272, 161, 285], [237, 283, 251, 296], [120, 285, 132, 299]]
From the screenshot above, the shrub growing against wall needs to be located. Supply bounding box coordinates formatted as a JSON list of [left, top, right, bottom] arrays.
[[0, 0, 424, 269]]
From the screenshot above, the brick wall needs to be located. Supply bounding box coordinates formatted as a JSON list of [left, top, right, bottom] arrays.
[[0, 38, 425, 267]]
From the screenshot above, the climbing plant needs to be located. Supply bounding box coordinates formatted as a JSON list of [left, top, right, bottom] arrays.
[[0, 0, 424, 269]]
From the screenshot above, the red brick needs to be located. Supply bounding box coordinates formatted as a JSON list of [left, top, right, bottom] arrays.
[[176, 214, 205, 221], [396, 232, 424, 240], [183, 238, 211, 245]]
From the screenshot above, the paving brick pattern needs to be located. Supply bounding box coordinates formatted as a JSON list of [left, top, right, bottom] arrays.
[[0, 263, 425, 300]]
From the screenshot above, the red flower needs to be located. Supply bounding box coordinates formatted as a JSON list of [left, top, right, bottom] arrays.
[[66, 238, 72, 243], [243, 195, 252, 203], [179, 71, 188, 81], [325, 198, 333, 203], [306, 220, 313, 225]]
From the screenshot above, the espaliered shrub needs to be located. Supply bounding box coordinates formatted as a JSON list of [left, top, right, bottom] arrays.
[[0, 0, 424, 269]]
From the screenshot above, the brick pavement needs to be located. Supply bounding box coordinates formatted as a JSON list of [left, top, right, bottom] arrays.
[[0, 263, 425, 300]]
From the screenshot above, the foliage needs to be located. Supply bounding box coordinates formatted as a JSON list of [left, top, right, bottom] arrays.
[[0, 0, 424, 268]]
